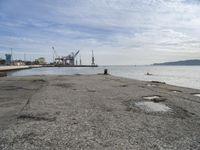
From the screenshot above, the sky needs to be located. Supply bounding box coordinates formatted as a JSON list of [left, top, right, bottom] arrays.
[[0, 0, 200, 65]]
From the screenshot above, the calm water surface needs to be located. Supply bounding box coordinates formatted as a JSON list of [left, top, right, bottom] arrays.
[[7, 66, 200, 90]]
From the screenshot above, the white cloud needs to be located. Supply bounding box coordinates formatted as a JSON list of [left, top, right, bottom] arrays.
[[0, 0, 200, 64]]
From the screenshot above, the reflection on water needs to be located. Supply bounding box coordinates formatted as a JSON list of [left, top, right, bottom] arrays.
[[135, 102, 171, 112], [193, 94, 200, 97], [143, 96, 160, 100], [7, 66, 200, 90]]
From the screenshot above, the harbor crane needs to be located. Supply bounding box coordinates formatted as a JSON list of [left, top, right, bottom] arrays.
[[55, 50, 80, 66], [91, 50, 95, 66], [52, 46, 58, 63]]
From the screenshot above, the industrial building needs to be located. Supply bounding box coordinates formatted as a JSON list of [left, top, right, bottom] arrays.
[[5, 54, 12, 65], [54, 50, 80, 66], [52, 48, 97, 67]]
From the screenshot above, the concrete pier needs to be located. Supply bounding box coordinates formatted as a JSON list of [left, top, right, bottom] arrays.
[[0, 65, 42, 72], [0, 75, 200, 149], [0, 66, 29, 72]]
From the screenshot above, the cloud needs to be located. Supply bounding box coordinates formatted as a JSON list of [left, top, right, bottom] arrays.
[[0, 0, 200, 64]]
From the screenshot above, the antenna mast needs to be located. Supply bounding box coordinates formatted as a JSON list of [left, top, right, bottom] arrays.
[[91, 50, 95, 66], [52, 47, 54, 63], [11, 48, 13, 64], [79, 54, 82, 65]]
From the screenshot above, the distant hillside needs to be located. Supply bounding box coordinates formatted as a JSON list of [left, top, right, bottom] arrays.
[[153, 59, 200, 66]]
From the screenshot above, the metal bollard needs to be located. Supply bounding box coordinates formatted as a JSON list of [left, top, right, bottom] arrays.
[[104, 69, 108, 75]]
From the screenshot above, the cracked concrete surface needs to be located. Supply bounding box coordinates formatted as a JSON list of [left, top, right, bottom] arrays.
[[0, 75, 200, 149]]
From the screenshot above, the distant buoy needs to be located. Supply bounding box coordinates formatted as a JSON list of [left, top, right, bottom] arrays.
[[146, 72, 152, 76]]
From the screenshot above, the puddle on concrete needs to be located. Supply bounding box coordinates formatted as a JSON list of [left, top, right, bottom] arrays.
[[119, 84, 128, 87], [87, 89, 96, 92], [135, 102, 171, 112], [151, 81, 166, 84], [193, 94, 200, 97], [147, 84, 157, 87], [171, 90, 181, 93], [143, 96, 160, 100]]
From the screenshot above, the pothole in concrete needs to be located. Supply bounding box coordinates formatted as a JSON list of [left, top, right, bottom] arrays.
[[143, 95, 166, 103], [147, 84, 157, 87], [151, 81, 166, 84], [87, 90, 96, 92], [135, 102, 171, 112], [171, 90, 181, 93], [193, 93, 200, 97], [143, 95, 160, 100], [119, 84, 128, 87], [54, 83, 73, 88]]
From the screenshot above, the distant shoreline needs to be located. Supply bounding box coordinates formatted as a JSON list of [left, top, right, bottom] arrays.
[[153, 59, 200, 66]]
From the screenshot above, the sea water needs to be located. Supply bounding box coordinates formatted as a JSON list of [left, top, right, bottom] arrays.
[[7, 66, 200, 90]]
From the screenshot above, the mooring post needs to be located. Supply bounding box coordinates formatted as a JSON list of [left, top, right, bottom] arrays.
[[104, 69, 108, 75]]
